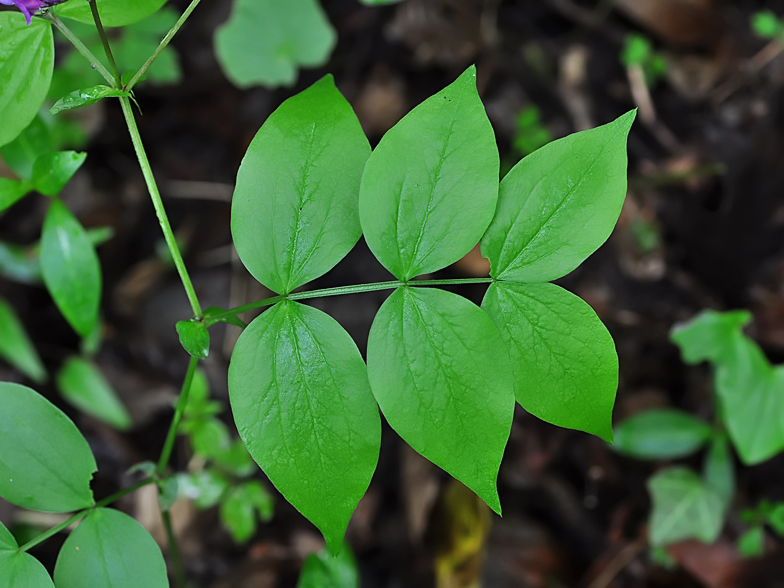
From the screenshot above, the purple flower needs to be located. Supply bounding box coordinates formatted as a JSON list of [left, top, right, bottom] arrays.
[[0, 0, 69, 25]]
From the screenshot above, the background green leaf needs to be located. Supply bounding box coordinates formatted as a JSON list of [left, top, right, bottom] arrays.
[[0, 178, 31, 213], [31, 151, 87, 197], [0, 382, 96, 512], [737, 526, 765, 558], [56, 356, 132, 430], [56, 0, 168, 27], [0, 520, 55, 588], [214, 0, 336, 88], [297, 543, 359, 588], [0, 14, 54, 147], [703, 434, 735, 507], [232, 75, 370, 295], [219, 480, 274, 543], [229, 301, 380, 550], [0, 297, 46, 383], [54, 508, 168, 588], [367, 287, 515, 513], [359, 66, 499, 281], [0, 115, 54, 180], [481, 110, 635, 282], [613, 409, 713, 459], [176, 319, 210, 359], [671, 310, 752, 365], [482, 282, 617, 440], [40, 198, 102, 337]]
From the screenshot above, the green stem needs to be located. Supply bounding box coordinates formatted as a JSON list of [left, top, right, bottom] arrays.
[[156, 356, 199, 477], [120, 97, 203, 318], [88, 0, 121, 86], [205, 277, 495, 325], [124, 0, 203, 92], [162, 510, 186, 588], [18, 478, 155, 553], [46, 12, 115, 85]]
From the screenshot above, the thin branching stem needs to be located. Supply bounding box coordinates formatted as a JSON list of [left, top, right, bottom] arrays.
[[46, 12, 114, 84], [87, 0, 121, 86]]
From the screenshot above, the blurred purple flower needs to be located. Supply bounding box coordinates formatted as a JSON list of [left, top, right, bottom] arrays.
[[0, 0, 69, 25]]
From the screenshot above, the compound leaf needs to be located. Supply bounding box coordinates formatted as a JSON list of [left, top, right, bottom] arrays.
[[482, 281, 616, 441], [0, 297, 46, 383], [367, 287, 515, 513], [481, 110, 635, 282], [0, 521, 54, 588], [56, 0, 167, 27], [228, 301, 380, 551], [613, 409, 713, 459], [31, 151, 87, 197], [232, 75, 370, 295], [360, 65, 499, 281]]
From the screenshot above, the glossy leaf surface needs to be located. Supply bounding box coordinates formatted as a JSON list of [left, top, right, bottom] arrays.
[[54, 508, 168, 588], [31, 151, 87, 197], [482, 281, 616, 440], [613, 409, 713, 459], [359, 66, 499, 281], [40, 198, 101, 337], [50, 86, 130, 115], [297, 544, 358, 588], [0, 297, 46, 383], [232, 75, 370, 295], [0, 521, 55, 588], [215, 0, 336, 88], [367, 287, 514, 513], [0, 14, 54, 147], [56, 356, 131, 430], [176, 319, 210, 359], [0, 382, 95, 512], [56, 0, 168, 26], [481, 110, 635, 282], [229, 301, 380, 550]]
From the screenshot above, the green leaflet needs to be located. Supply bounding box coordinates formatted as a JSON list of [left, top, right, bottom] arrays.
[[481, 110, 636, 282], [648, 467, 725, 546], [0, 178, 31, 213], [40, 198, 101, 337], [613, 409, 713, 459], [56, 356, 132, 430], [219, 480, 274, 543], [50, 86, 131, 116], [0, 14, 54, 148], [31, 151, 87, 196], [0, 521, 54, 588], [228, 301, 380, 551], [0, 382, 96, 512], [214, 0, 336, 88], [0, 297, 46, 383], [176, 319, 210, 359], [359, 65, 499, 281], [0, 115, 54, 181], [232, 75, 370, 295], [367, 287, 515, 513], [297, 544, 358, 588], [703, 434, 734, 508], [482, 282, 616, 441], [56, 0, 168, 27], [671, 310, 752, 365], [54, 508, 168, 588]]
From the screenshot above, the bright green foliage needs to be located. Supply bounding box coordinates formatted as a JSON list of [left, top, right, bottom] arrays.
[[31, 151, 86, 196], [54, 508, 168, 588], [214, 0, 336, 88], [178, 468, 230, 509], [297, 544, 358, 588], [40, 198, 101, 337], [671, 310, 751, 365], [219, 480, 274, 543], [359, 66, 499, 281], [483, 282, 616, 441], [0, 298, 46, 383], [0, 179, 31, 213], [56, 356, 132, 430], [512, 105, 552, 157], [737, 526, 765, 558], [613, 409, 713, 459], [1, 116, 53, 180], [0, 521, 54, 588], [229, 301, 380, 551], [50, 86, 130, 115], [0, 382, 96, 512], [0, 14, 54, 148], [648, 467, 725, 546], [367, 287, 514, 514], [481, 110, 635, 283], [751, 10, 784, 39], [232, 75, 370, 295], [703, 434, 734, 507], [176, 319, 210, 359], [56, 0, 167, 27], [620, 34, 667, 86]]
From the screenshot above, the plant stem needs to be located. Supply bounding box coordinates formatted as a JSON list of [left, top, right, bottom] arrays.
[[156, 356, 199, 477], [162, 509, 186, 588], [205, 277, 496, 325], [18, 478, 155, 553], [88, 0, 121, 86], [124, 0, 203, 92], [120, 97, 203, 318], [46, 12, 115, 85]]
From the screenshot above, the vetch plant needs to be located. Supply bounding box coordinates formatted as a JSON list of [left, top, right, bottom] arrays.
[[0, 0, 635, 584]]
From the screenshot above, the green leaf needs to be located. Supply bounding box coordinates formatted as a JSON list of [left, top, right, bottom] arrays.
[[54, 508, 168, 588], [768, 503, 784, 537], [157, 475, 179, 511], [648, 467, 725, 546], [359, 66, 499, 281], [297, 544, 358, 588], [671, 310, 752, 365], [613, 409, 713, 459], [737, 526, 765, 558], [0, 14, 54, 147], [55, 356, 132, 430], [186, 418, 231, 459], [0, 240, 41, 284], [215, 0, 336, 88], [228, 301, 380, 550], [703, 434, 734, 508], [31, 151, 87, 197], [56, 0, 168, 27], [0, 382, 96, 512], [213, 440, 256, 477], [0, 297, 46, 383], [231, 75, 370, 295], [751, 10, 784, 39], [40, 198, 102, 337], [219, 480, 274, 543], [203, 306, 245, 328], [367, 287, 514, 513], [0, 115, 54, 180], [0, 521, 55, 588], [0, 178, 32, 214], [482, 282, 616, 441], [50, 86, 130, 116], [481, 110, 636, 282], [178, 468, 230, 509], [175, 319, 210, 359]]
